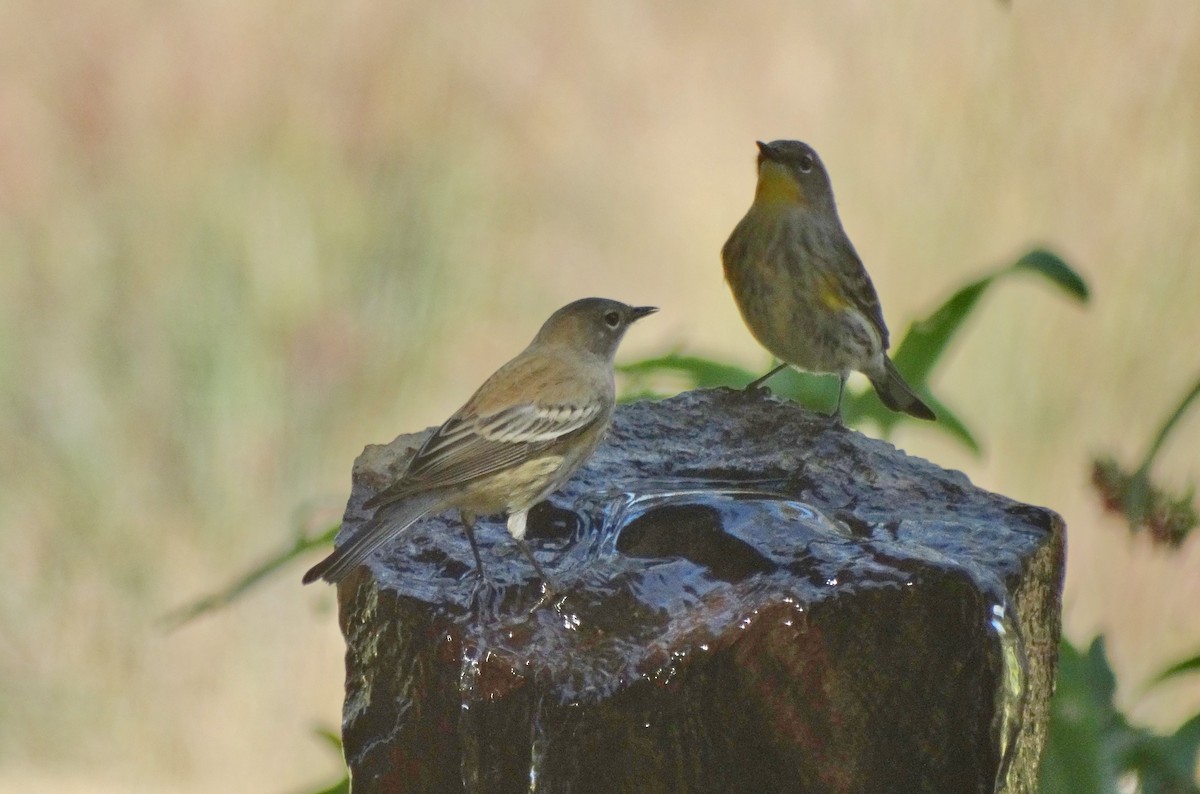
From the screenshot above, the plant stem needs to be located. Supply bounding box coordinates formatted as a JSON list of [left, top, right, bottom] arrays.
[[1135, 373, 1200, 480], [1127, 373, 1200, 526]]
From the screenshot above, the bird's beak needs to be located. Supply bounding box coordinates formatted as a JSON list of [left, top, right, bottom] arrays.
[[630, 306, 658, 322], [756, 140, 780, 163]]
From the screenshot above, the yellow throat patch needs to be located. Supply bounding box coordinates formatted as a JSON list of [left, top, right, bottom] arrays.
[[754, 161, 805, 206]]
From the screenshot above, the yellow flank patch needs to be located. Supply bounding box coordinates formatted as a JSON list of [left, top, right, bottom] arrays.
[[754, 161, 804, 205], [819, 275, 849, 310]]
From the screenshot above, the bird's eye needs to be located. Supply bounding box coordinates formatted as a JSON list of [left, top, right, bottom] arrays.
[[603, 311, 621, 328], [798, 154, 815, 173]]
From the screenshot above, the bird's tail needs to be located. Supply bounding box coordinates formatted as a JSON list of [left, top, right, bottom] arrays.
[[868, 357, 936, 421], [302, 492, 443, 585]]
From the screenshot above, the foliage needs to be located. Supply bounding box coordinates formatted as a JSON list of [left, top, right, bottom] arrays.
[[161, 522, 337, 628], [1043, 368, 1200, 793], [1090, 375, 1200, 546], [294, 728, 350, 794], [1092, 457, 1198, 547], [619, 248, 1089, 454], [1041, 638, 1200, 794]]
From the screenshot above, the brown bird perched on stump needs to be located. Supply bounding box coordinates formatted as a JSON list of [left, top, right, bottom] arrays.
[[722, 139, 935, 421], [303, 298, 657, 587]]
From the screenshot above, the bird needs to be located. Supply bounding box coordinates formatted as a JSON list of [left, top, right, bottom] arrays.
[[302, 297, 657, 587], [721, 139, 935, 421]]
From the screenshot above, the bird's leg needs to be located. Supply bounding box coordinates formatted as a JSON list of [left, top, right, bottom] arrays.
[[746, 362, 789, 392], [507, 511, 559, 598], [461, 512, 508, 613], [829, 373, 847, 425], [515, 540, 557, 595], [459, 512, 487, 581]]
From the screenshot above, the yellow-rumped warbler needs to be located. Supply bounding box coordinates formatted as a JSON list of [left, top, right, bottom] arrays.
[[302, 298, 657, 587], [722, 140, 935, 421]]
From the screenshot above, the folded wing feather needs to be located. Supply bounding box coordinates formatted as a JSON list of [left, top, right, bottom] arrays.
[[363, 402, 602, 510]]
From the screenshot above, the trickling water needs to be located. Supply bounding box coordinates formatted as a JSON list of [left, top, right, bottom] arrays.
[[989, 600, 1028, 792], [357, 478, 1034, 792], [337, 390, 1058, 792]]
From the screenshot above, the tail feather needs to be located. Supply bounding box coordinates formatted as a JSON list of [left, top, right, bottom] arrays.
[[869, 357, 936, 421], [302, 493, 443, 585]]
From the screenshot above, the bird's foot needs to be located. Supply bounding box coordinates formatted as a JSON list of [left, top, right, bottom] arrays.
[[526, 580, 567, 614], [467, 571, 505, 615], [745, 363, 789, 393], [744, 382, 773, 396]]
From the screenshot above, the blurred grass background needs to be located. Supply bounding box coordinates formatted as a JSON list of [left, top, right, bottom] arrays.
[[1, 0, 1198, 790]]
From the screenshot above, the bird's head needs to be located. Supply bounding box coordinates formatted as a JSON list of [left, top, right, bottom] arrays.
[[753, 139, 836, 212], [534, 298, 657, 360]]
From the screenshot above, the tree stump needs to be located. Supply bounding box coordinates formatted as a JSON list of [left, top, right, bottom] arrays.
[[330, 388, 1064, 793]]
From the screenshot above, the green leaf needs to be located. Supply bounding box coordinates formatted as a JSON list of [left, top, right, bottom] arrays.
[[313, 725, 344, 753], [296, 724, 350, 794], [617, 387, 668, 404], [1041, 638, 1125, 794], [835, 367, 980, 450], [1124, 712, 1200, 794], [158, 522, 339, 629], [1043, 637, 1200, 794], [1157, 712, 1200, 792], [918, 395, 981, 454], [891, 278, 990, 386], [616, 247, 1087, 458], [1012, 248, 1090, 302], [618, 352, 759, 389], [1153, 654, 1200, 687], [761, 367, 840, 413], [303, 776, 350, 794], [893, 248, 1088, 388]]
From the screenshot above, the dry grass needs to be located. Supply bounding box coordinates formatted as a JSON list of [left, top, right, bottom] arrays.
[[1, 0, 1198, 789]]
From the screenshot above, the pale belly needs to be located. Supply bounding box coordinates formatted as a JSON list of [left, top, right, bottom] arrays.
[[455, 455, 569, 517], [731, 265, 879, 375]]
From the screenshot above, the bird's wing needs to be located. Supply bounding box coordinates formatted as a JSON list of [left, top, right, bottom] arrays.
[[830, 237, 890, 350], [362, 401, 604, 509]]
